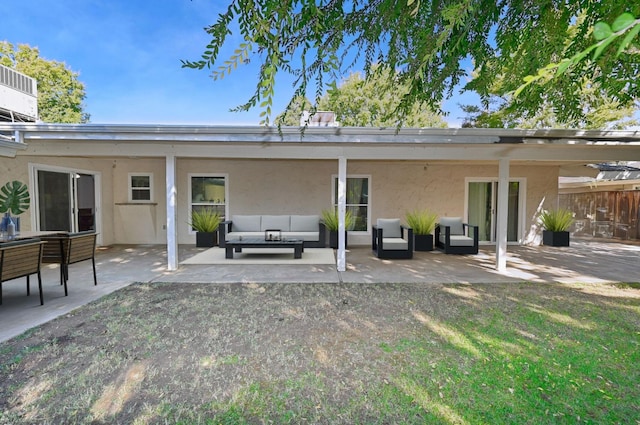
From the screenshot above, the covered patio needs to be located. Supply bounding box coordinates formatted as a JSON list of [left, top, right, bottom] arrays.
[[1, 237, 639, 342], [2, 124, 640, 276]]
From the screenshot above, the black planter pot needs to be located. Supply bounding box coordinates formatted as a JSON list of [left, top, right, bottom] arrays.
[[196, 231, 218, 247], [414, 234, 434, 251], [329, 231, 348, 249], [542, 230, 570, 247]]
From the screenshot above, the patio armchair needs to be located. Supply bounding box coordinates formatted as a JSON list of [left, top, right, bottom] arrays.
[[0, 238, 46, 306], [435, 217, 479, 254], [41, 231, 98, 295], [372, 218, 414, 259]]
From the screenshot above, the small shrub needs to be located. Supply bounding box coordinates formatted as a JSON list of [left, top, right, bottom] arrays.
[[405, 209, 438, 235], [188, 208, 221, 232], [321, 208, 355, 231], [539, 208, 574, 232]]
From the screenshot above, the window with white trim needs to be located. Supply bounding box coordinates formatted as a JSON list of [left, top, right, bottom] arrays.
[[189, 174, 227, 231], [128, 173, 152, 202], [332, 175, 370, 232]]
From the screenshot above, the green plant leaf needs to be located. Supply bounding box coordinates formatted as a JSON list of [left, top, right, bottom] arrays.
[[188, 208, 221, 233], [611, 13, 635, 32], [0, 180, 30, 215], [593, 37, 616, 60], [617, 23, 640, 56], [593, 22, 613, 41], [539, 208, 574, 232]]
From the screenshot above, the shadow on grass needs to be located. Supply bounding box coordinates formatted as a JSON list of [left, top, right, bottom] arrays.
[[0, 280, 639, 424]]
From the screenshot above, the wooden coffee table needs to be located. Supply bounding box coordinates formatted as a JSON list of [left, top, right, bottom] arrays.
[[225, 238, 304, 259]]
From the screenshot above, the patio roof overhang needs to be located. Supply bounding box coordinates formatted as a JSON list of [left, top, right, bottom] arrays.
[[0, 130, 26, 158], [2, 123, 640, 273], [1, 123, 640, 163]]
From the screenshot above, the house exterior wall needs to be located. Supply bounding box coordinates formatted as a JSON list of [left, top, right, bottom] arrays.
[[0, 155, 116, 245], [1, 155, 559, 246]]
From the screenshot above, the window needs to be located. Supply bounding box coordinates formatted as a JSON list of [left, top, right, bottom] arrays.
[[189, 175, 227, 231], [128, 173, 152, 202], [332, 176, 370, 232]]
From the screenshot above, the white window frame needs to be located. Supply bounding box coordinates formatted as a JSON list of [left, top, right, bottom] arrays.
[[188, 173, 229, 234], [331, 174, 371, 234], [128, 173, 153, 203]]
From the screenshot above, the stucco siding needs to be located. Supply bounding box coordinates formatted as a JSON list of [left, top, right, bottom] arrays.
[[1, 155, 560, 247]]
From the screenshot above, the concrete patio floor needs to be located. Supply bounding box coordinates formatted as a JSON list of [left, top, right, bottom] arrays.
[[1, 238, 639, 342]]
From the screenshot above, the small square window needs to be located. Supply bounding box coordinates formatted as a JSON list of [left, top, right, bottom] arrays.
[[129, 173, 152, 202]]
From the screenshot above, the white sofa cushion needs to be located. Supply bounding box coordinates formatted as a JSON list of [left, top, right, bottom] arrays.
[[382, 237, 408, 250], [377, 218, 402, 238], [439, 234, 475, 246], [439, 217, 464, 235], [290, 215, 319, 232], [261, 215, 291, 231], [287, 231, 319, 242], [232, 215, 262, 232]]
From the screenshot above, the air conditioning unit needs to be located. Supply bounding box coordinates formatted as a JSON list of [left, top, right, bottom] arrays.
[[0, 64, 38, 122], [633, 185, 640, 190]]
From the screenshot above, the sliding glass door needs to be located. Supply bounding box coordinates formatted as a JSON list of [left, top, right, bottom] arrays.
[[35, 168, 96, 232], [467, 180, 522, 243]]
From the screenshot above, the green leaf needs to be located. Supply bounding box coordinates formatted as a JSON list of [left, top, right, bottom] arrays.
[[0, 180, 30, 215], [593, 22, 613, 41], [617, 23, 640, 56], [556, 59, 572, 76], [593, 37, 616, 60], [611, 13, 635, 32]]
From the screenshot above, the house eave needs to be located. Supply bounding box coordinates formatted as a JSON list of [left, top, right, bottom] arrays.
[[1, 123, 639, 145]]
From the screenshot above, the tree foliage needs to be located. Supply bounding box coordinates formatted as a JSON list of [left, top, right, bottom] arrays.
[[184, 1, 639, 126], [275, 95, 314, 126], [275, 68, 446, 127], [0, 42, 90, 123], [316, 67, 446, 127]]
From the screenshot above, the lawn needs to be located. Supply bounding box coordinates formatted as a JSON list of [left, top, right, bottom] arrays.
[[1, 281, 639, 424]]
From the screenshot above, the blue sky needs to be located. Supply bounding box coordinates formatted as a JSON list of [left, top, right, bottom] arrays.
[[3, 1, 475, 127]]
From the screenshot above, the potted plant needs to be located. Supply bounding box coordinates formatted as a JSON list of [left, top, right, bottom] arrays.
[[188, 208, 221, 247], [405, 209, 438, 251], [0, 180, 30, 236], [322, 208, 354, 249], [539, 208, 574, 246]]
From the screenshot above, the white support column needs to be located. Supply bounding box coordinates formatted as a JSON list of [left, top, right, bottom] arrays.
[[496, 158, 510, 271], [337, 156, 347, 272], [166, 154, 178, 271]]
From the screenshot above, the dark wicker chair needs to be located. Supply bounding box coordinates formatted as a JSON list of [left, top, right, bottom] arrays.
[[41, 231, 98, 295], [0, 238, 46, 305], [372, 218, 414, 259], [435, 217, 479, 254]]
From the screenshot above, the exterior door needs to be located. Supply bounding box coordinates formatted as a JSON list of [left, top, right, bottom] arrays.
[[467, 180, 521, 243], [35, 169, 96, 232]]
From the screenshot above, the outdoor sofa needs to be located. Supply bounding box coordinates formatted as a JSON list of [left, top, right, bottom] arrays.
[[219, 214, 326, 248]]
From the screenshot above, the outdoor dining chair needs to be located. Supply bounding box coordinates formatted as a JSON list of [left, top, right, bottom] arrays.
[[40, 231, 98, 296], [0, 238, 46, 306]]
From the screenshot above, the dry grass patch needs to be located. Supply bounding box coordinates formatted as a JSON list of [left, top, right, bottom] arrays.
[[0, 281, 639, 424]]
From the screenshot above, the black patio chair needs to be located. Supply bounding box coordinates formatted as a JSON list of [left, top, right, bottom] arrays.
[[435, 217, 479, 254], [372, 218, 414, 259]]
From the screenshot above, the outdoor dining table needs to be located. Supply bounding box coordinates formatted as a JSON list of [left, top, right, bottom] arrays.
[[0, 231, 68, 244]]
